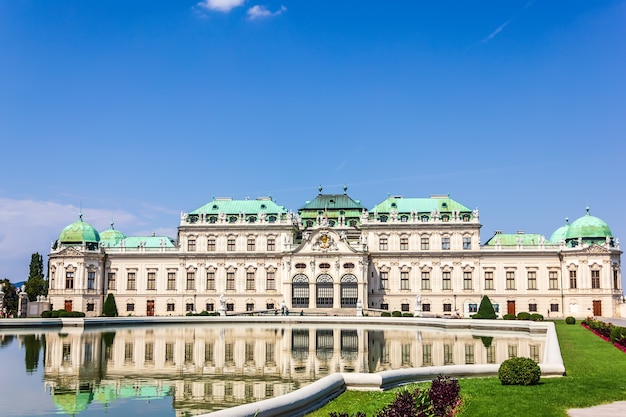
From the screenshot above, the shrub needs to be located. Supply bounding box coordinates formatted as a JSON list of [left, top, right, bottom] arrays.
[[610, 326, 626, 344], [565, 316, 576, 325], [392, 311, 402, 317], [329, 413, 366, 417], [41, 311, 51, 318], [530, 313, 544, 321], [498, 357, 541, 386], [402, 312, 414, 317], [472, 295, 497, 319], [429, 375, 461, 416], [381, 312, 391, 317], [502, 314, 516, 320], [517, 312, 531, 320], [102, 293, 119, 317]]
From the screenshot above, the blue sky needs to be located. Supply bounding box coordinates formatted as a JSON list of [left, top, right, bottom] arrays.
[[0, 0, 625, 285]]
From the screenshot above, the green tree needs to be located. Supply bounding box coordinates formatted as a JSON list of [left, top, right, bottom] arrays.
[[23, 334, 44, 373], [472, 295, 497, 319], [24, 253, 47, 301], [0, 279, 18, 317], [102, 293, 118, 317]]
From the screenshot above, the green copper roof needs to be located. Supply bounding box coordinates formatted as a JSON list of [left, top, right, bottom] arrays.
[[106, 235, 176, 249], [298, 193, 367, 219], [59, 214, 100, 243], [371, 195, 472, 214], [549, 219, 570, 243], [485, 232, 547, 246], [190, 197, 288, 215], [99, 222, 126, 245], [53, 391, 94, 415], [565, 208, 612, 240]]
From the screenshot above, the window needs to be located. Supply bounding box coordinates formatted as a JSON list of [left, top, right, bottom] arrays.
[[127, 272, 136, 290], [344, 263, 355, 269], [145, 342, 154, 363], [614, 269, 619, 290], [549, 271, 559, 290], [468, 303, 478, 313], [486, 346, 495, 364], [463, 237, 471, 250], [107, 272, 116, 290], [484, 271, 494, 290], [206, 303, 214, 312], [266, 302, 274, 310], [401, 303, 410, 312], [421, 237, 430, 250], [442, 271, 451, 290], [569, 271, 578, 289], [422, 303, 431, 312], [529, 303, 537, 312], [86, 302, 95, 312], [591, 270, 601, 289], [379, 236, 388, 251], [246, 272, 255, 291], [227, 303, 234, 311], [184, 342, 193, 363], [186, 272, 195, 290], [402, 343, 411, 365], [207, 238, 216, 251], [166, 303, 175, 312], [443, 303, 452, 312], [508, 344, 518, 359], [442, 237, 450, 250], [267, 238, 275, 251], [167, 272, 176, 290], [124, 342, 134, 363], [400, 237, 409, 250], [530, 344, 540, 363], [550, 303, 559, 312], [186, 303, 194, 312], [246, 303, 254, 312], [205, 343, 214, 364], [188, 239, 196, 251], [400, 271, 410, 290], [422, 344, 432, 365], [165, 342, 174, 363], [126, 303, 135, 312], [465, 344, 475, 364], [444, 344, 453, 364], [247, 237, 255, 251], [227, 272, 236, 290], [527, 271, 537, 290], [295, 263, 306, 270], [87, 271, 95, 290], [380, 303, 389, 310], [319, 263, 331, 270], [266, 271, 276, 290], [421, 271, 431, 290], [65, 271, 74, 289], [463, 271, 472, 290], [227, 238, 235, 251], [147, 272, 156, 290], [206, 271, 215, 290], [380, 271, 389, 289], [506, 271, 515, 290]]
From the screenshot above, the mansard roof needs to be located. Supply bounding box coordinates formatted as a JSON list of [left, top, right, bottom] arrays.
[[190, 197, 288, 216], [298, 193, 367, 219], [484, 232, 548, 246], [102, 235, 176, 249], [371, 195, 472, 214]]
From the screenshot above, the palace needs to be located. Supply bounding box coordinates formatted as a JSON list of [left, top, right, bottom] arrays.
[[47, 189, 624, 318]]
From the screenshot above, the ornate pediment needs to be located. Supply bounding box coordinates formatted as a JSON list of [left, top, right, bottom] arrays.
[[56, 247, 85, 257], [291, 229, 359, 254], [585, 244, 610, 254]]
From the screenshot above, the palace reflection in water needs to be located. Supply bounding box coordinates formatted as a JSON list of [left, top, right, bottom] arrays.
[[26, 324, 546, 416]]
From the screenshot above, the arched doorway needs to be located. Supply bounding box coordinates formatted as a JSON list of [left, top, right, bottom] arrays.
[[292, 274, 309, 308], [340, 274, 358, 307], [316, 274, 334, 308]]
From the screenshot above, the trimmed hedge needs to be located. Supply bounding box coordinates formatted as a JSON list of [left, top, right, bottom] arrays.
[[472, 295, 497, 319], [565, 316, 576, 325], [517, 312, 531, 320], [502, 314, 516, 320], [530, 313, 544, 321], [498, 357, 541, 386], [41, 309, 85, 318]]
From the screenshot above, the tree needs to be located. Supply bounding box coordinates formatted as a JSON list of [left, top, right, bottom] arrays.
[[102, 293, 118, 317], [472, 295, 497, 319], [24, 253, 47, 301], [0, 279, 18, 317]]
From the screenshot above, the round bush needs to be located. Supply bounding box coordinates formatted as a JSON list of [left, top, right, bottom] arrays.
[[498, 357, 541, 386], [392, 311, 402, 317], [565, 316, 576, 325], [502, 314, 517, 320], [517, 312, 531, 320], [402, 312, 414, 317], [530, 313, 544, 321], [381, 312, 391, 317], [41, 311, 51, 318]]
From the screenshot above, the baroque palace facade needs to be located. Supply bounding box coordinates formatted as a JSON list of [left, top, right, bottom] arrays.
[[47, 189, 624, 318]]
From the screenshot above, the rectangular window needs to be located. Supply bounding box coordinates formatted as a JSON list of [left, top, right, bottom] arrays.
[[530, 344, 540, 363], [167, 272, 176, 290], [421, 237, 429, 250], [265, 342, 275, 365], [527, 271, 537, 290], [247, 238, 255, 251], [550, 303, 559, 312], [463, 237, 471, 250], [267, 238, 275, 251], [484, 271, 494, 290], [145, 342, 154, 363], [400, 271, 410, 290], [266, 303, 274, 310], [205, 343, 214, 364], [422, 344, 432, 366], [246, 303, 254, 312], [421, 271, 431, 290], [147, 272, 156, 290], [442, 271, 451, 290], [165, 342, 174, 363], [184, 342, 193, 363], [124, 342, 134, 363], [207, 238, 216, 251], [402, 343, 411, 365], [444, 344, 453, 365], [380, 303, 389, 310], [166, 303, 175, 312], [508, 344, 518, 359], [506, 271, 515, 290], [468, 303, 478, 313], [401, 303, 410, 312], [65, 271, 74, 289], [442, 237, 450, 250], [266, 271, 276, 290], [465, 344, 475, 364], [379, 237, 388, 251], [107, 272, 116, 290], [529, 303, 537, 312], [422, 303, 431, 312], [206, 303, 214, 312], [188, 239, 196, 252], [86, 303, 95, 312], [570, 270, 577, 289], [226, 303, 234, 312], [186, 272, 195, 290], [614, 269, 619, 290], [486, 346, 496, 364], [591, 270, 601, 289], [186, 303, 194, 312], [206, 271, 215, 290], [227, 238, 236, 251], [549, 271, 559, 290], [400, 237, 409, 250], [443, 303, 452, 312], [226, 272, 236, 290], [127, 272, 136, 290], [463, 271, 472, 290], [126, 303, 135, 312], [87, 271, 95, 290], [246, 272, 255, 291], [380, 271, 389, 289]]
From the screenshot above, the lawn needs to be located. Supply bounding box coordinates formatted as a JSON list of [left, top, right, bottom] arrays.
[[306, 321, 626, 417]]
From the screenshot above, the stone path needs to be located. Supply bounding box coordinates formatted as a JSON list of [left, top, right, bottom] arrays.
[[568, 401, 626, 417]]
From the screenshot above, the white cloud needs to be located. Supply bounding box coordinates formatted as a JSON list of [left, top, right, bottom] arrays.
[[197, 0, 245, 12], [247, 5, 287, 20], [481, 20, 511, 43]]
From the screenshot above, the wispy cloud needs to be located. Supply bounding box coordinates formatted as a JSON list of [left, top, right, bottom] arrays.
[[481, 20, 511, 43], [197, 0, 245, 13], [247, 5, 287, 20]]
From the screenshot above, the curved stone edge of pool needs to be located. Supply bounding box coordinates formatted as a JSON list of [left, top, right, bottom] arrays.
[[0, 316, 565, 417]]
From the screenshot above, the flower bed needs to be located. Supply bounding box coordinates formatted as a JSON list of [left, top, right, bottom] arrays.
[[581, 318, 626, 353]]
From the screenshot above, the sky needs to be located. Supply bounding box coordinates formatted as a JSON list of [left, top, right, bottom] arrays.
[[0, 0, 625, 286]]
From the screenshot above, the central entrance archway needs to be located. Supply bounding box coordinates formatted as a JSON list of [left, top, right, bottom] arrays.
[[316, 274, 334, 308], [292, 274, 309, 308], [340, 274, 358, 307]]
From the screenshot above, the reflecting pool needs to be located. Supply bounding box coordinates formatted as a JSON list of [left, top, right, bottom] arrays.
[[0, 323, 546, 416]]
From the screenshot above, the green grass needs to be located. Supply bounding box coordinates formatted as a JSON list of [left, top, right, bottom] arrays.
[[306, 321, 626, 417]]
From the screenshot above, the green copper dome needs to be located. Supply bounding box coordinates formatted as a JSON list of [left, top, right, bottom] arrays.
[[549, 218, 570, 243], [100, 222, 126, 246], [59, 214, 100, 244], [565, 208, 612, 240]]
